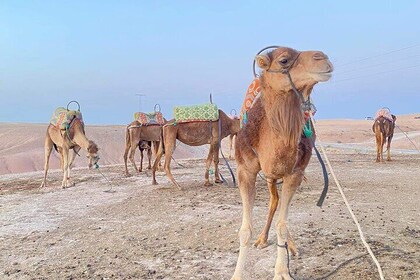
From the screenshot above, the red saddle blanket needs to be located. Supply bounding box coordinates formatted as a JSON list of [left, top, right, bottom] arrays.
[[134, 111, 165, 125]]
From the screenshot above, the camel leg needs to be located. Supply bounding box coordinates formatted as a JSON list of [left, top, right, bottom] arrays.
[[152, 140, 164, 185], [163, 128, 181, 189], [231, 167, 257, 280], [386, 136, 392, 161], [61, 147, 70, 188], [229, 135, 235, 160], [129, 141, 140, 173], [254, 179, 278, 249], [147, 146, 152, 169], [123, 128, 131, 176], [204, 144, 215, 186], [379, 133, 385, 162], [213, 145, 223, 184], [139, 149, 144, 172], [153, 141, 163, 171], [375, 132, 381, 162], [40, 136, 54, 188], [69, 146, 81, 169], [123, 143, 131, 176], [273, 172, 302, 280]]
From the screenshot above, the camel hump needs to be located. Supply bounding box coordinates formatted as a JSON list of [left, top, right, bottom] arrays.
[[50, 107, 83, 130], [375, 108, 394, 122], [173, 103, 219, 123]]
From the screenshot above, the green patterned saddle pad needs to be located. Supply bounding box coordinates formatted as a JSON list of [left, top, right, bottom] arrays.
[[173, 103, 219, 123], [134, 111, 165, 125], [50, 107, 83, 130]]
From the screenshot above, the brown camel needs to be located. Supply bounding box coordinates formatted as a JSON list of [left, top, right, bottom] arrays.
[[123, 121, 162, 176], [231, 47, 333, 280], [40, 118, 99, 188], [151, 110, 240, 189], [372, 115, 396, 162]]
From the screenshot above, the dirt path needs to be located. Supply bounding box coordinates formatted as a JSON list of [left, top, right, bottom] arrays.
[[1, 152, 419, 279]]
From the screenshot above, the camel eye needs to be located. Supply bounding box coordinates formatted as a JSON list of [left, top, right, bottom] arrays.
[[279, 58, 288, 64]]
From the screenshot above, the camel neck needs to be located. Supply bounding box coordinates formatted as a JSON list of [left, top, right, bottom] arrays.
[[71, 123, 90, 150], [261, 86, 304, 147]]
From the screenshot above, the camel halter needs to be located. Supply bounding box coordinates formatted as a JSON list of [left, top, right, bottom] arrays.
[[252, 46, 328, 207]]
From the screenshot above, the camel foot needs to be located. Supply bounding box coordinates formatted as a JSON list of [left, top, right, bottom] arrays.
[[287, 240, 298, 256], [215, 179, 223, 184], [253, 237, 269, 249], [387, 158, 392, 161], [152, 180, 158, 185], [125, 172, 132, 177], [40, 182, 47, 188], [204, 181, 213, 187]]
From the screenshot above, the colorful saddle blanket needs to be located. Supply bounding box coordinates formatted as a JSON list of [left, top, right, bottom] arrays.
[[174, 103, 219, 123], [240, 78, 261, 127], [50, 107, 83, 130], [134, 111, 165, 125], [375, 108, 394, 122]]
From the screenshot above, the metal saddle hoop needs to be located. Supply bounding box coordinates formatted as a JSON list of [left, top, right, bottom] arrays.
[[67, 100, 81, 112], [154, 103, 161, 113]]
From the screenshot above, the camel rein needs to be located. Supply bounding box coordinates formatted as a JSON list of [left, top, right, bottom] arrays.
[[218, 118, 237, 187]]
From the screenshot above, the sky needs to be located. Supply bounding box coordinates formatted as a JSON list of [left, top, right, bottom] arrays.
[[1, 0, 419, 125]]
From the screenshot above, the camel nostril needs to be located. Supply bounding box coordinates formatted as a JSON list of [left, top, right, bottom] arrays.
[[313, 52, 327, 60]]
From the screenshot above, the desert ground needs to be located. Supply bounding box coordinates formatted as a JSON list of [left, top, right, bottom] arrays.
[[1, 114, 419, 279]]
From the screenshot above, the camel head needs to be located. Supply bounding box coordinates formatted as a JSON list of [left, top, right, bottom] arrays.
[[255, 47, 333, 97], [231, 116, 241, 135], [139, 141, 151, 150], [87, 140, 100, 169]]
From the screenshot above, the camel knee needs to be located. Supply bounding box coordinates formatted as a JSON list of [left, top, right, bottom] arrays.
[[276, 222, 288, 240]]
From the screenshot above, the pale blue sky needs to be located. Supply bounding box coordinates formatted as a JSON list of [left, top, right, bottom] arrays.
[[1, 0, 419, 124]]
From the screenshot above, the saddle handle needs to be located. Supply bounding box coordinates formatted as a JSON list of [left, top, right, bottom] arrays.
[[230, 109, 237, 117], [154, 103, 161, 113], [67, 100, 81, 112]]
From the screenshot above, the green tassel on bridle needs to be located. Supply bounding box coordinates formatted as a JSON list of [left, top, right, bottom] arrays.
[[303, 119, 313, 138]]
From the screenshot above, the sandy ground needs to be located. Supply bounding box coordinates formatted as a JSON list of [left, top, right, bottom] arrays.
[[1, 115, 419, 279]]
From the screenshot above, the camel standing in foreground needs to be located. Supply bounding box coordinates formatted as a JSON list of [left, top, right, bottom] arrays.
[[151, 110, 240, 188], [231, 47, 333, 280], [40, 118, 99, 188], [123, 121, 162, 176], [373, 114, 396, 162]]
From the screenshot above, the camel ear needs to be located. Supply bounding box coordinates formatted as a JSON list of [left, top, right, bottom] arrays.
[[255, 54, 271, 70]]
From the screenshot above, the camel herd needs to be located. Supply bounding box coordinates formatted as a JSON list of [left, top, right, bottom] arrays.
[[37, 46, 399, 279]]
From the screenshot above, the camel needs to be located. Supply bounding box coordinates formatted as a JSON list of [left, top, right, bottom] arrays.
[[151, 110, 240, 188], [372, 114, 396, 162], [123, 121, 162, 176], [40, 117, 99, 188], [231, 46, 333, 280]]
